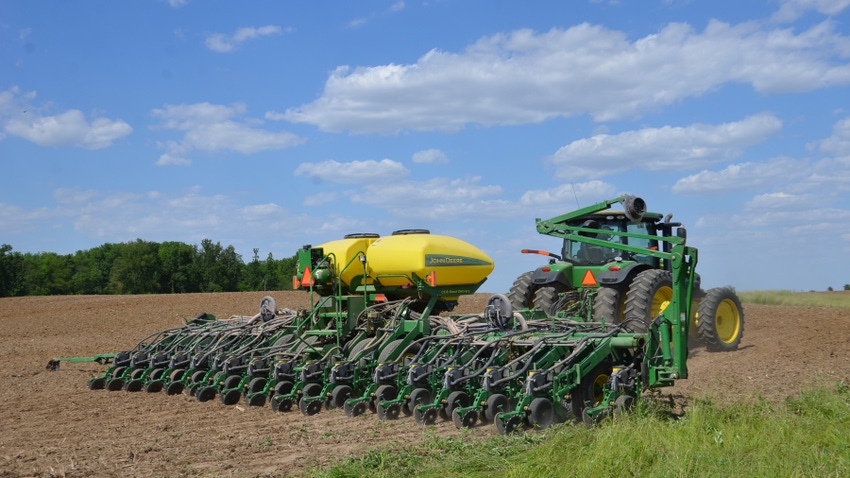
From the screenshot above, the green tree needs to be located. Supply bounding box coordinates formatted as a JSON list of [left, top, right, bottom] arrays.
[[108, 239, 161, 294], [263, 252, 279, 290], [71, 243, 120, 294], [275, 253, 298, 290], [159, 241, 199, 293], [0, 244, 24, 297], [218, 244, 243, 292], [197, 239, 243, 292], [241, 248, 264, 291], [20, 252, 73, 295]]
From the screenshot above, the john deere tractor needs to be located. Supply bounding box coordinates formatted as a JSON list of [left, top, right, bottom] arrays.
[[508, 195, 743, 352]]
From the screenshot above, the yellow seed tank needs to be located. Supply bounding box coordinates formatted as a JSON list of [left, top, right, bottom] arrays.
[[365, 231, 493, 289]]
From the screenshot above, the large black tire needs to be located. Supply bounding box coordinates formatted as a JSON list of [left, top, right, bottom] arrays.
[[507, 271, 535, 311], [533, 286, 561, 316], [570, 360, 613, 417], [697, 287, 744, 352], [623, 269, 673, 333], [593, 285, 626, 324], [507, 270, 567, 315]]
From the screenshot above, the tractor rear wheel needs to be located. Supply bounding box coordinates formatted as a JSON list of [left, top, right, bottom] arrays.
[[593, 285, 626, 324], [533, 286, 561, 316], [507, 271, 534, 311], [623, 269, 673, 333], [507, 271, 567, 315], [697, 287, 744, 352]]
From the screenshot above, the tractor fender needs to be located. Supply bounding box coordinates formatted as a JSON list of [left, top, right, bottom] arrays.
[[529, 266, 572, 289], [595, 262, 651, 288], [596, 262, 703, 292]]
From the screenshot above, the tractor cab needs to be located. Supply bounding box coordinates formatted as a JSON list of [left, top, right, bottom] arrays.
[[561, 211, 664, 268]]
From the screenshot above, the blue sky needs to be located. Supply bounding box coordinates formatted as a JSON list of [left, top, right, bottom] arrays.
[[2, 0, 850, 293]]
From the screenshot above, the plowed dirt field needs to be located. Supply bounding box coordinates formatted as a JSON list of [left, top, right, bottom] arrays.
[[1, 291, 849, 477]]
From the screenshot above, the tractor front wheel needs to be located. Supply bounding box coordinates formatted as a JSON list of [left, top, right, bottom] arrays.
[[697, 287, 744, 352]]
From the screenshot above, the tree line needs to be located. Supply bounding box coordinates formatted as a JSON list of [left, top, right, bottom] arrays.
[[0, 239, 297, 297]]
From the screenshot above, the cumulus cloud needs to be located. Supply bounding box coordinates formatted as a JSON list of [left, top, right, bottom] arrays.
[[151, 102, 305, 166], [294, 159, 409, 184], [0, 87, 132, 149], [282, 21, 850, 133], [745, 191, 816, 211], [348, 176, 507, 220], [519, 180, 617, 208], [549, 113, 782, 180], [412, 149, 448, 164], [772, 0, 850, 22], [205, 25, 283, 52], [44, 185, 309, 243], [0, 202, 53, 235], [672, 156, 806, 195], [813, 116, 850, 157]]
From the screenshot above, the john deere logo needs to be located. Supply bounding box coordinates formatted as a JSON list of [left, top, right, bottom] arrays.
[[425, 255, 491, 266]]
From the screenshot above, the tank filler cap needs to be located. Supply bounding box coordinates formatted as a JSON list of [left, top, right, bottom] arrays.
[[344, 233, 380, 239], [392, 229, 430, 235]]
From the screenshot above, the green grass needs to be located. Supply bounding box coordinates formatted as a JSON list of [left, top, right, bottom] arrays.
[[308, 383, 850, 478], [738, 290, 850, 308]]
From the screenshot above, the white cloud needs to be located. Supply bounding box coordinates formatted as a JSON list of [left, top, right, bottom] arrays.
[[672, 156, 806, 195], [745, 192, 816, 211], [151, 102, 305, 166], [282, 21, 850, 133], [42, 186, 309, 244], [205, 25, 283, 53], [549, 113, 782, 180], [772, 0, 850, 22], [303, 192, 338, 207], [348, 176, 507, 220], [412, 148, 448, 164], [519, 180, 617, 208], [294, 159, 409, 184], [0, 87, 132, 149], [813, 116, 850, 157], [0, 202, 53, 234]]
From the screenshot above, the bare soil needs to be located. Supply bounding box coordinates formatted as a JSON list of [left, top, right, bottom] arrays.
[[1, 292, 849, 477]]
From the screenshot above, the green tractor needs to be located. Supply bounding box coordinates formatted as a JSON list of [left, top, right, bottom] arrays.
[[508, 195, 743, 352]]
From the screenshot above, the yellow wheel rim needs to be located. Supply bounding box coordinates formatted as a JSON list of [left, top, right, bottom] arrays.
[[715, 298, 741, 344], [591, 373, 609, 404], [651, 286, 673, 318]]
